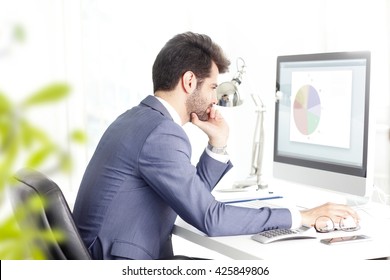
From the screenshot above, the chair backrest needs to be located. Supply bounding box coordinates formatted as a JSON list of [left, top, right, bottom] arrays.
[[10, 168, 91, 260]]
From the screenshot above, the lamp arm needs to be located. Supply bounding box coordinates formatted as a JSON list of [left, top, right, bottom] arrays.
[[250, 104, 261, 176], [250, 94, 268, 189]]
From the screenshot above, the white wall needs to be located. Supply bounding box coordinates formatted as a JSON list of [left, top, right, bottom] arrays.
[[1, 0, 389, 203]]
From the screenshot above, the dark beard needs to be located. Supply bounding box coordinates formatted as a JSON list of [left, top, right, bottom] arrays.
[[193, 110, 209, 122], [186, 89, 211, 122]]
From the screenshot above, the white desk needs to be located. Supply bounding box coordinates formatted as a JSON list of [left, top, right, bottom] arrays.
[[173, 182, 390, 260]]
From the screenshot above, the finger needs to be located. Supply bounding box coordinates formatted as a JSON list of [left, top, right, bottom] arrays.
[[347, 210, 360, 222], [333, 205, 360, 221], [191, 112, 199, 124], [215, 109, 224, 120], [337, 205, 359, 218], [209, 105, 217, 119]]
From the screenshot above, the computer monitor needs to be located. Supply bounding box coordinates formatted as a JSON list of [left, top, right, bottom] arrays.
[[273, 51, 372, 201]]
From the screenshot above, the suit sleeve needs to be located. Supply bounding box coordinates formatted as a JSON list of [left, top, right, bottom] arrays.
[[138, 120, 292, 236]]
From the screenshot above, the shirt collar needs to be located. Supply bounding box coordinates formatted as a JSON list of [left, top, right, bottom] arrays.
[[155, 96, 182, 126]]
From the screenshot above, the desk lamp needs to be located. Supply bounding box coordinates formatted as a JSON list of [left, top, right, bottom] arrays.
[[216, 58, 268, 190]]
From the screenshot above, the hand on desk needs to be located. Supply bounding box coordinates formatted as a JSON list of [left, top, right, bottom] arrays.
[[300, 202, 360, 228]]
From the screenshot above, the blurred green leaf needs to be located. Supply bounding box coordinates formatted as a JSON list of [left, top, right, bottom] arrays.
[[25, 145, 55, 168], [0, 194, 67, 260], [20, 120, 34, 148], [0, 92, 12, 113], [70, 129, 87, 143], [13, 24, 26, 43], [0, 27, 85, 259], [21, 83, 70, 107], [59, 153, 72, 173], [19, 120, 52, 151], [24, 122, 51, 144], [27, 194, 47, 212], [0, 135, 20, 187], [0, 117, 13, 150]]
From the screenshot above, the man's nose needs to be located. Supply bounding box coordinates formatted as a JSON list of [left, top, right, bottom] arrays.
[[211, 92, 218, 104]]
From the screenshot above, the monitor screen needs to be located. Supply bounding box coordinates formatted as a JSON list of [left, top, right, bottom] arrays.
[[273, 51, 372, 199]]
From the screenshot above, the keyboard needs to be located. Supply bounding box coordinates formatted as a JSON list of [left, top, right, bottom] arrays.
[[251, 226, 317, 244]]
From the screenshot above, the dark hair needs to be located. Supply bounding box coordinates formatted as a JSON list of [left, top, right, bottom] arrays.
[[152, 32, 231, 92]]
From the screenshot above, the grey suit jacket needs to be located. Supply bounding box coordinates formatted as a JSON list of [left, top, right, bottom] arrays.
[[73, 95, 292, 260]]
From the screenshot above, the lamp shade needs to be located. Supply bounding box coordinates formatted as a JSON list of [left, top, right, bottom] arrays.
[[217, 80, 242, 107], [216, 57, 246, 107]]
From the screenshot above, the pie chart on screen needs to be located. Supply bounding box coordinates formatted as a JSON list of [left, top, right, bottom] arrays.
[[293, 84, 321, 135]]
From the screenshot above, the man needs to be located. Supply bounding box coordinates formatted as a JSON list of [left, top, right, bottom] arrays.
[[73, 32, 359, 260]]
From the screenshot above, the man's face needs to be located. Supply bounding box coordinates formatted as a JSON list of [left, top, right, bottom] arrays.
[[186, 63, 219, 121]]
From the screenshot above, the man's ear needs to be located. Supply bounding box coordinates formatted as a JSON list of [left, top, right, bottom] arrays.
[[182, 71, 197, 94]]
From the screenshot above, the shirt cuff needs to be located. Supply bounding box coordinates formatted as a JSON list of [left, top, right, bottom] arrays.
[[289, 207, 302, 229], [205, 147, 230, 164]]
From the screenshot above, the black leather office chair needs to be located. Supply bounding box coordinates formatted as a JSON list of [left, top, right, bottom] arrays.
[[10, 168, 203, 260], [10, 168, 91, 260]]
